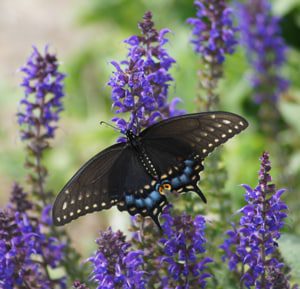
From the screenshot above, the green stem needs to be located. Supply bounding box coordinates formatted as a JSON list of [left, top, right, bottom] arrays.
[[240, 264, 245, 289], [35, 148, 47, 206]]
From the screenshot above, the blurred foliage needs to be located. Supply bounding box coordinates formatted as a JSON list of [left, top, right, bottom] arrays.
[[279, 234, 300, 276], [0, 0, 300, 286]]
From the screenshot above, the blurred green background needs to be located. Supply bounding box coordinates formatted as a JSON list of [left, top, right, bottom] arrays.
[[0, 0, 300, 275]]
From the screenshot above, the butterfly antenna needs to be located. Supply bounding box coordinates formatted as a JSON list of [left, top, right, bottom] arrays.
[[99, 121, 122, 132]]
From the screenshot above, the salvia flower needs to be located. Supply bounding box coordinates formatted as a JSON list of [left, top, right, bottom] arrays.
[[238, 0, 289, 104], [267, 267, 299, 289], [18, 46, 66, 203], [108, 11, 183, 138], [87, 227, 146, 289], [18, 46, 65, 140], [0, 183, 66, 288], [159, 206, 213, 288], [221, 152, 290, 288], [187, 0, 238, 64], [187, 0, 238, 110], [8, 182, 32, 213]]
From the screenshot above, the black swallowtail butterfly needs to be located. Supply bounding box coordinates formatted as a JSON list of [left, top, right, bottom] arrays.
[[52, 111, 248, 228]]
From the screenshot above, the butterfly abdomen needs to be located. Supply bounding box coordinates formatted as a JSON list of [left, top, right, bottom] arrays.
[[127, 131, 159, 178]]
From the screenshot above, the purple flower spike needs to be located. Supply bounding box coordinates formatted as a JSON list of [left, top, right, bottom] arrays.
[[0, 184, 66, 288], [18, 46, 66, 203], [18, 46, 65, 140], [187, 0, 238, 110], [238, 0, 289, 103], [87, 227, 146, 289], [159, 206, 213, 288], [108, 11, 183, 138], [187, 0, 238, 64], [221, 152, 290, 288]]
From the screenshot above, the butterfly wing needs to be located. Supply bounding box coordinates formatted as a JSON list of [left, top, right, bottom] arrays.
[[139, 111, 248, 198], [52, 141, 163, 226], [52, 142, 125, 225], [140, 111, 248, 170]]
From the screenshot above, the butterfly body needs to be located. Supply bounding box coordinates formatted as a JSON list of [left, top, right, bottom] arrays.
[[126, 130, 159, 178], [53, 111, 248, 228]]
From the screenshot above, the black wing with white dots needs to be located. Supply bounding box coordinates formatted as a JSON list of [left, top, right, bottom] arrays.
[[140, 111, 249, 174], [52, 143, 126, 225]]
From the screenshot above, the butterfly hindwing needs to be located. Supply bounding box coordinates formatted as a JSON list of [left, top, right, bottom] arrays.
[[117, 179, 168, 230], [140, 111, 248, 201]]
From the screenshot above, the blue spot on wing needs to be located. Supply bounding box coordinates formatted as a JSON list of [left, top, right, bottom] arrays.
[[149, 190, 161, 202], [144, 197, 154, 209], [184, 159, 194, 166], [125, 195, 134, 206], [135, 198, 144, 208], [179, 174, 189, 184], [171, 177, 181, 189], [183, 166, 193, 176], [124, 190, 162, 211]]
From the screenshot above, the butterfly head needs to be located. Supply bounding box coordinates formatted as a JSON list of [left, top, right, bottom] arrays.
[[126, 130, 140, 147], [126, 130, 136, 139]]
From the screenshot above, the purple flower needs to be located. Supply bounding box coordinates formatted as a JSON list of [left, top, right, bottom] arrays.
[[267, 266, 299, 289], [237, 0, 289, 103], [8, 182, 32, 213], [108, 11, 183, 138], [41, 204, 53, 226], [187, 0, 238, 64], [87, 227, 146, 289], [18, 46, 65, 140], [221, 152, 290, 288], [159, 206, 213, 288], [0, 184, 66, 288], [18, 46, 66, 203], [187, 0, 238, 110], [130, 216, 164, 287]]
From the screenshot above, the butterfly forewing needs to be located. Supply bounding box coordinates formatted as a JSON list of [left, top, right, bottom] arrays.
[[53, 143, 125, 225], [141, 112, 248, 141], [141, 111, 248, 173]]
